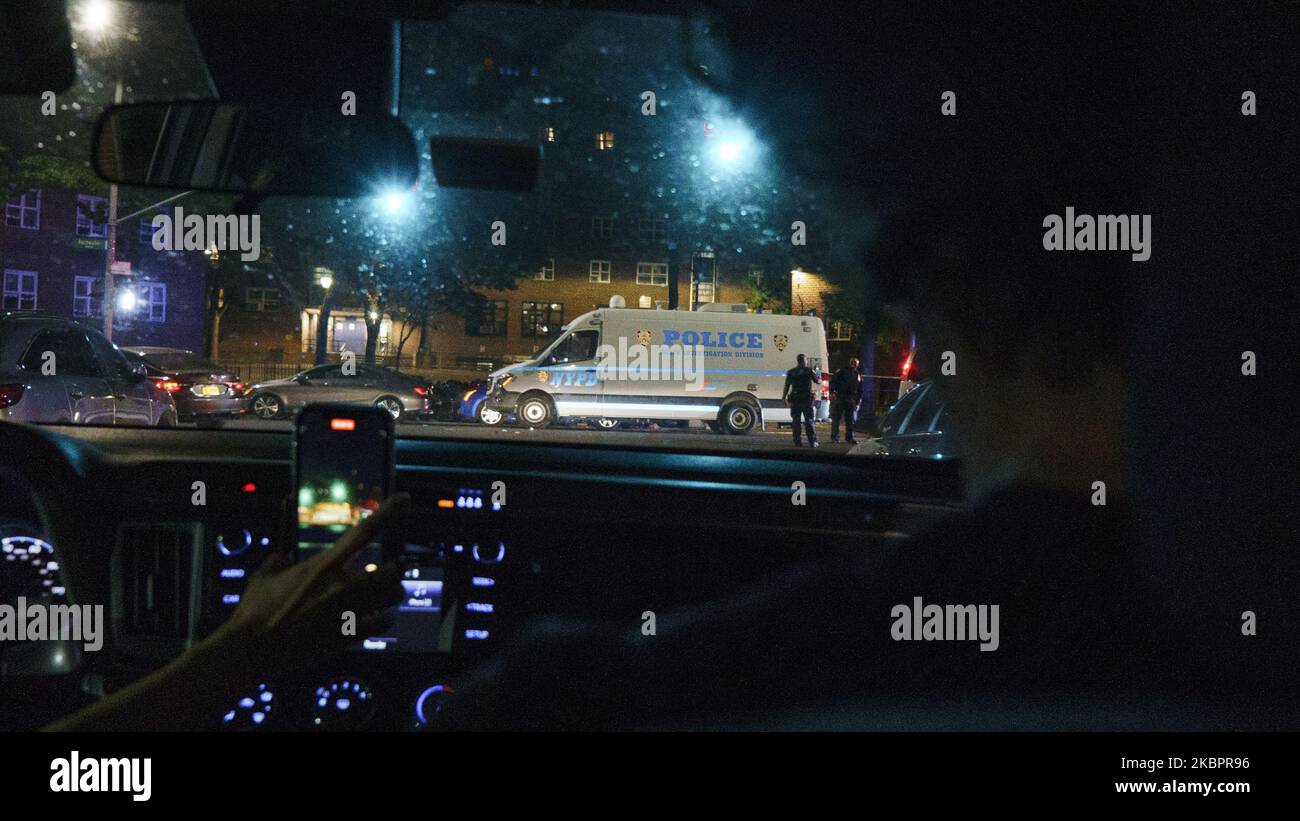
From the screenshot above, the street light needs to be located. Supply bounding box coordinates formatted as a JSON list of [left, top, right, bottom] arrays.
[[375, 187, 411, 220], [707, 119, 761, 173], [116, 287, 137, 314], [76, 0, 114, 35], [318, 272, 334, 291]]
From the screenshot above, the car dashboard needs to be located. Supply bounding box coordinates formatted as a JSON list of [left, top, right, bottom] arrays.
[[0, 423, 963, 731]]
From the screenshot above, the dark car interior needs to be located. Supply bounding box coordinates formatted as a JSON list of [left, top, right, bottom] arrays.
[[0, 420, 962, 730]]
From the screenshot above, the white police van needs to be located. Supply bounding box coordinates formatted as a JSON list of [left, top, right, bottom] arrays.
[[482, 298, 830, 433]]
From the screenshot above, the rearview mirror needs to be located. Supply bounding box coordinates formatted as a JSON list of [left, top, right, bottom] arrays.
[[92, 101, 418, 198]]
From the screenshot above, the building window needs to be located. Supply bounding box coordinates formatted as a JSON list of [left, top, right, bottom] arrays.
[[542, 126, 556, 143], [139, 218, 159, 244], [245, 287, 281, 312], [829, 320, 854, 341], [141, 281, 167, 323], [638, 218, 666, 243], [521, 302, 563, 338], [591, 216, 613, 239], [534, 258, 555, 281], [466, 299, 508, 337], [589, 260, 611, 283], [73, 275, 101, 317], [596, 130, 615, 150], [75, 195, 109, 238], [2, 269, 38, 310], [4, 189, 40, 230], [636, 262, 669, 287]]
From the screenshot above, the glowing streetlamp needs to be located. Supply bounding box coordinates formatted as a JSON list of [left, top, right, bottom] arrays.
[[76, 0, 114, 35], [115, 287, 137, 314]]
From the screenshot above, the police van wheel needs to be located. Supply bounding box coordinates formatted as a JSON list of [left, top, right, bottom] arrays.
[[721, 401, 758, 435], [517, 394, 554, 429]]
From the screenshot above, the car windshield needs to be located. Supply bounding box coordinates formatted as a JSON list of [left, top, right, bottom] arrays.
[[0, 1, 929, 461]]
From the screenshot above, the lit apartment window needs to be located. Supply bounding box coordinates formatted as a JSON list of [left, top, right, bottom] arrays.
[[73, 276, 100, 317], [534, 259, 555, 281], [246, 287, 281, 312], [2, 269, 38, 310], [521, 301, 564, 337], [142, 281, 167, 323], [638, 218, 666, 243], [4, 190, 40, 230], [591, 216, 613, 239], [636, 262, 668, 287], [75, 194, 109, 238], [589, 260, 611, 283], [596, 130, 615, 150], [542, 126, 556, 143]]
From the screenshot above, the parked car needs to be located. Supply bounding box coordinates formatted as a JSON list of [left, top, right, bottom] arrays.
[[242, 363, 433, 421], [856, 379, 956, 459], [456, 381, 497, 423], [123, 347, 244, 426], [0, 313, 176, 427]]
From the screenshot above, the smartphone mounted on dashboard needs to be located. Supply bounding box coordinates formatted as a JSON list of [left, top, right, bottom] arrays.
[[291, 403, 450, 653]]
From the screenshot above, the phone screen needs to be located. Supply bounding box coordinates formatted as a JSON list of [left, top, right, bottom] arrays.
[[293, 404, 394, 557], [292, 404, 447, 653]]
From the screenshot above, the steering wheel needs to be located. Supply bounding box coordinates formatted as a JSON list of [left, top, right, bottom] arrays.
[[0, 421, 98, 725]]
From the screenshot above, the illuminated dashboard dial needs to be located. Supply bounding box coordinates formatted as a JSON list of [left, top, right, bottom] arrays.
[[311, 677, 375, 730], [0, 530, 66, 604], [222, 682, 276, 730]]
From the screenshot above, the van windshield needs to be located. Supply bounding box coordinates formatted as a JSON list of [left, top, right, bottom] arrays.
[[545, 331, 599, 365]]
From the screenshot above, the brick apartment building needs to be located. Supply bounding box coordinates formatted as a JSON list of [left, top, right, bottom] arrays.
[[2, 186, 206, 350]]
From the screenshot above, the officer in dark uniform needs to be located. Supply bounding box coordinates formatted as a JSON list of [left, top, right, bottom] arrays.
[[829, 356, 864, 444], [782, 353, 820, 447]]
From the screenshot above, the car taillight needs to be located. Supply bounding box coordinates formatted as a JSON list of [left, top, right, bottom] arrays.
[[821, 373, 830, 398], [230, 381, 244, 392], [0, 383, 24, 408], [413, 385, 428, 396], [156, 379, 182, 393]]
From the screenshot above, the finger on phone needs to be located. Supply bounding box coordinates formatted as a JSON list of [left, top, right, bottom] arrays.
[[322, 492, 410, 569]]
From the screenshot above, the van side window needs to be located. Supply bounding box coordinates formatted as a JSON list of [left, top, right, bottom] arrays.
[[19, 328, 101, 377], [547, 330, 599, 364]]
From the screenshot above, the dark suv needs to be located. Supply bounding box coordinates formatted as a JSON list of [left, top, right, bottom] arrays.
[[0, 313, 176, 427]]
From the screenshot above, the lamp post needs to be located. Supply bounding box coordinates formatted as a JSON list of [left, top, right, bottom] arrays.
[[77, 1, 121, 340], [314, 269, 334, 365]]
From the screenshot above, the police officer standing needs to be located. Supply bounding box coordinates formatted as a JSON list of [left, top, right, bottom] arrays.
[[782, 353, 821, 447], [829, 356, 864, 444]]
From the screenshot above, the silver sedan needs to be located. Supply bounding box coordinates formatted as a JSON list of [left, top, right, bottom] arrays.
[[243, 363, 432, 422]]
